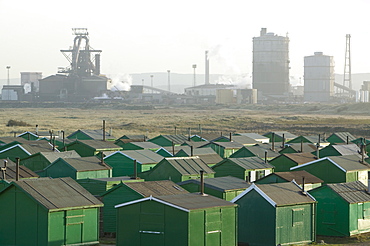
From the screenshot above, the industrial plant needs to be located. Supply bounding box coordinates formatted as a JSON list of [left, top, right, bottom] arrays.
[[0, 28, 367, 104]]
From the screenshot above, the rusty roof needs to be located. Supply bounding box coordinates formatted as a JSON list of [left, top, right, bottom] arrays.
[[12, 177, 103, 211], [55, 156, 112, 172], [178, 176, 251, 192], [0, 159, 39, 180], [271, 170, 323, 184], [125, 180, 188, 196]]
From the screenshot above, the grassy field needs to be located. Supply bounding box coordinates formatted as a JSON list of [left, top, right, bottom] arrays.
[[2, 102, 370, 139]]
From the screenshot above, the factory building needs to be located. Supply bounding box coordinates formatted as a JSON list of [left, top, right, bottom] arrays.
[[252, 28, 290, 98], [304, 52, 334, 102], [21, 72, 42, 92], [39, 28, 108, 101]]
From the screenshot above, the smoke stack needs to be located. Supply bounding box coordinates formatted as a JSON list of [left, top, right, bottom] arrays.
[[15, 157, 20, 181], [132, 159, 138, 179], [264, 150, 267, 163], [103, 120, 106, 141], [271, 133, 275, 151], [172, 141, 175, 156], [200, 170, 205, 195], [302, 176, 305, 193], [260, 28, 267, 36], [281, 134, 285, 148], [205, 50, 210, 85], [95, 54, 100, 75], [229, 132, 232, 141]]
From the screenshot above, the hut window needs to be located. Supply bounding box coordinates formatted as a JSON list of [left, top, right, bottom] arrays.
[[363, 203, 370, 220], [256, 170, 265, 180], [292, 208, 304, 226]]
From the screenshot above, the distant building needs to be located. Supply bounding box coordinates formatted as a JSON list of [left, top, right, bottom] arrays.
[[252, 28, 290, 97], [21, 72, 42, 92], [1, 85, 24, 101], [304, 52, 335, 102]]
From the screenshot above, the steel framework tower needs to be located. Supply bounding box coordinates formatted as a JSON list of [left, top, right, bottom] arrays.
[[343, 34, 352, 90]]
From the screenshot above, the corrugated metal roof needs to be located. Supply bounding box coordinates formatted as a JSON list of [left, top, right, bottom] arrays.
[[257, 182, 315, 206], [71, 139, 122, 150], [329, 132, 356, 142], [228, 157, 274, 170], [68, 129, 116, 140], [205, 141, 244, 149], [167, 146, 223, 164], [61, 156, 112, 171], [231, 135, 259, 145], [120, 150, 164, 164], [13, 177, 103, 210], [178, 176, 251, 192], [196, 133, 223, 142], [331, 144, 364, 156], [1, 159, 39, 180], [286, 143, 317, 153], [272, 170, 323, 184], [125, 180, 189, 196], [120, 135, 146, 140], [86, 176, 138, 182], [329, 155, 370, 171], [165, 157, 215, 175], [283, 152, 317, 164], [127, 142, 161, 149], [236, 133, 269, 142], [161, 135, 189, 144], [40, 150, 81, 163], [0, 137, 35, 144], [155, 193, 237, 210], [264, 131, 298, 140], [22, 142, 57, 154], [327, 181, 370, 204], [245, 144, 281, 158]]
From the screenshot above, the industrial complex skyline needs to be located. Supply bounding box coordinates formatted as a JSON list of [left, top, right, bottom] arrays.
[[1, 0, 370, 84]]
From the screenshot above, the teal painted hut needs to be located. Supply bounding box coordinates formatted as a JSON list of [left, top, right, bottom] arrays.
[[200, 141, 244, 158], [17, 131, 39, 140], [178, 176, 250, 201], [290, 155, 370, 185], [263, 131, 298, 142], [21, 150, 81, 172], [156, 147, 174, 157], [0, 177, 103, 246], [309, 181, 370, 236], [316, 143, 363, 158], [43, 156, 112, 180], [231, 144, 281, 160], [279, 143, 318, 154], [138, 156, 215, 183], [0, 137, 36, 151], [115, 193, 238, 246], [121, 141, 161, 151], [77, 176, 143, 196], [0, 142, 57, 162], [269, 152, 317, 172], [255, 170, 323, 191], [212, 157, 274, 181], [231, 181, 316, 246], [63, 139, 122, 157], [67, 129, 116, 141], [103, 150, 163, 177], [326, 132, 356, 144], [148, 134, 188, 147], [101, 180, 188, 234]]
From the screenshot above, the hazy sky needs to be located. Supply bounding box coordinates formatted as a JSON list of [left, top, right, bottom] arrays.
[[1, 0, 369, 82]]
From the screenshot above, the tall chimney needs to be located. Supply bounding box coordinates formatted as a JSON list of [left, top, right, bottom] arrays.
[[200, 170, 205, 195], [15, 157, 20, 181], [229, 132, 232, 141], [95, 54, 101, 75], [132, 159, 138, 179], [103, 120, 106, 141], [205, 50, 210, 85]]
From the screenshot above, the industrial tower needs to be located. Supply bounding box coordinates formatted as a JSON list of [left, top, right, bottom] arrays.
[[343, 34, 352, 90]]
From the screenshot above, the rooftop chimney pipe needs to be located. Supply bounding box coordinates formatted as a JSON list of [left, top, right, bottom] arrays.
[[205, 51, 210, 85], [15, 157, 20, 181], [200, 170, 205, 195]]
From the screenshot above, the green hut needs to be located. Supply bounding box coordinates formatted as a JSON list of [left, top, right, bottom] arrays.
[[255, 170, 323, 190], [155, 147, 174, 157], [212, 157, 274, 181], [0, 142, 57, 162], [115, 193, 238, 246], [0, 158, 39, 181], [20, 150, 81, 172], [309, 181, 370, 236], [138, 157, 215, 183], [279, 143, 318, 154], [269, 152, 317, 172], [101, 180, 188, 234], [77, 176, 144, 196], [148, 134, 188, 147], [200, 141, 244, 158], [230, 144, 281, 160], [316, 143, 363, 158], [121, 141, 161, 151], [290, 155, 370, 185], [231, 181, 316, 246], [178, 176, 250, 201], [67, 129, 116, 141], [174, 147, 223, 167], [63, 139, 122, 157], [230, 135, 259, 146], [234, 133, 270, 143], [42, 156, 112, 180], [103, 150, 163, 177], [326, 132, 356, 144], [0, 177, 103, 246], [263, 131, 298, 142], [17, 131, 39, 140]]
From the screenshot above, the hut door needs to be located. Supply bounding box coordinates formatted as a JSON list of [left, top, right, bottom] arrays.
[[205, 210, 221, 246], [65, 210, 84, 245]]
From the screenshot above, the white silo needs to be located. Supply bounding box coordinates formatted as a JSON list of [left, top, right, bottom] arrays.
[[252, 28, 290, 97], [304, 52, 334, 102]]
